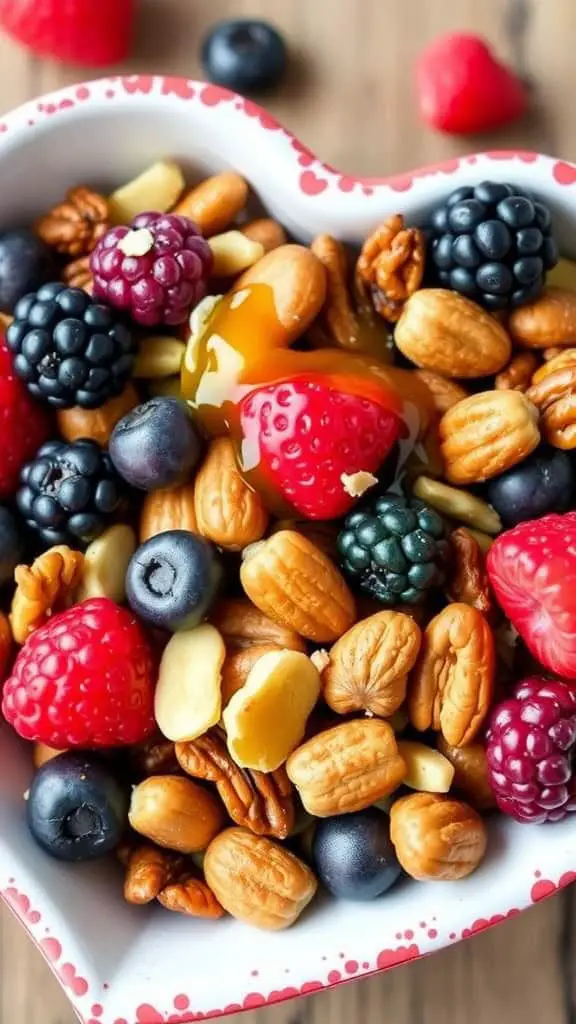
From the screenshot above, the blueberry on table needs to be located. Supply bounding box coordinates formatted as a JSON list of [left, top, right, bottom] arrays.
[[109, 398, 202, 490], [312, 808, 402, 901], [126, 530, 223, 632], [486, 447, 575, 527], [0, 230, 58, 313], [201, 19, 288, 93], [27, 752, 129, 862], [0, 505, 23, 586]]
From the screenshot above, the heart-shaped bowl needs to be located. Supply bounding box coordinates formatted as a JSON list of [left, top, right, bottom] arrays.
[[1, 74, 575, 1024]]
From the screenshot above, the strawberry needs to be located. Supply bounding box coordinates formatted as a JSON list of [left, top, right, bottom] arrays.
[[415, 33, 528, 135], [0, 0, 134, 66], [2, 598, 156, 748], [487, 513, 576, 681], [239, 375, 400, 520], [0, 338, 51, 500]]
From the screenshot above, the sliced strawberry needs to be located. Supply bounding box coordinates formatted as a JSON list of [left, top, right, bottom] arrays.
[[239, 376, 400, 520], [487, 513, 576, 681]]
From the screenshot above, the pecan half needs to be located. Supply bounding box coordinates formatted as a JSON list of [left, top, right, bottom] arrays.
[[413, 370, 468, 414], [286, 719, 406, 817], [176, 729, 294, 839], [356, 214, 425, 322], [446, 528, 494, 622], [158, 874, 225, 918], [495, 351, 539, 392], [123, 843, 224, 918], [10, 545, 84, 644], [310, 234, 392, 356], [124, 844, 180, 904], [62, 254, 93, 293], [408, 603, 495, 747], [390, 792, 487, 881], [527, 350, 576, 448], [36, 186, 109, 256]]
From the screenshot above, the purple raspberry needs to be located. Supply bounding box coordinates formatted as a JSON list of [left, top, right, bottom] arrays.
[[90, 212, 212, 327]]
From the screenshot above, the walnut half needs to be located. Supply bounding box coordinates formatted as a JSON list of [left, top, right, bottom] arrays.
[[356, 214, 425, 322]]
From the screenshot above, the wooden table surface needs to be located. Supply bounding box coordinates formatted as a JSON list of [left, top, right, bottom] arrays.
[[1, 0, 575, 1021]]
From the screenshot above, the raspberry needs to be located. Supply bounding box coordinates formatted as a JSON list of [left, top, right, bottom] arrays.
[[90, 213, 213, 327], [485, 677, 576, 824], [0, 338, 51, 499], [2, 598, 155, 748]]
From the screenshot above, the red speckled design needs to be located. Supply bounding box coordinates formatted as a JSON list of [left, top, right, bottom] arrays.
[[0, 73, 573, 199], [2, 869, 574, 1024], [0, 73, 575, 1024]]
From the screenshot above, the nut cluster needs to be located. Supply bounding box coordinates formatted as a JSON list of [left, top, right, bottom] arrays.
[[16, 161, 575, 937]]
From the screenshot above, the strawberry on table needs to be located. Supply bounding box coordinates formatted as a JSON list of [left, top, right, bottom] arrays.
[[0, 338, 51, 500], [487, 513, 576, 681], [0, 0, 134, 66], [239, 375, 400, 520], [2, 598, 156, 749], [415, 33, 528, 135]]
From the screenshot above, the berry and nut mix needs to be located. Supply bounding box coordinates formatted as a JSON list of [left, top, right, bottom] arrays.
[[1, 163, 575, 931]]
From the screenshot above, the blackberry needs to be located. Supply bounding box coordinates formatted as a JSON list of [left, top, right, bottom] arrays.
[[427, 181, 559, 309], [6, 283, 136, 409], [17, 439, 126, 549], [338, 493, 448, 605]]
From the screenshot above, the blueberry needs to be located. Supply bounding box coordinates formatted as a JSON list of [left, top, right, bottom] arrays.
[[0, 230, 57, 313], [109, 398, 202, 490], [311, 809, 402, 901], [27, 752, 128, 862], [0, 506, 23, 586], [126, 530, 223, 631], [201, 18, 287, 93], [486, 448, 575, 527]]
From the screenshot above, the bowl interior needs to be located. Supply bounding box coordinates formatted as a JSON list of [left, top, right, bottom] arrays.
[[1, 77, 576, 1024]]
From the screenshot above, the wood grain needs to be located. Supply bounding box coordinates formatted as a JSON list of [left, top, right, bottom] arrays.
[[1, 0, 575, 1022]]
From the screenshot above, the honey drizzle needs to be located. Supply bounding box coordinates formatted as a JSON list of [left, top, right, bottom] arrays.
[[181, 282, 438, 515]]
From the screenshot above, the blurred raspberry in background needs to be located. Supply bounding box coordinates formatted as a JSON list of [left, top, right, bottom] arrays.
[[0, 0, 135, 66]]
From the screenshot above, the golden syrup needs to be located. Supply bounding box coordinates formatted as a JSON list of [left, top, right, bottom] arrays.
[[181, 284, 438, 515]]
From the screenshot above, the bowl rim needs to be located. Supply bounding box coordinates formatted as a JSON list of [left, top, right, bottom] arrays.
[[1, 73, 576, 1024]]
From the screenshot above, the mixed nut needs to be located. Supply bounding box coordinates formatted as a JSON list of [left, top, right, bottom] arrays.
[[0, 161, 575, 932]]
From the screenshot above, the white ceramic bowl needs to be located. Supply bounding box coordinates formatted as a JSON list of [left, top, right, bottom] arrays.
[[1, 74, 575, 1024]]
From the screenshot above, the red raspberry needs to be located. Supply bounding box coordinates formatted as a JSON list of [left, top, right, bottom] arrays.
[[485, 677, 576, 824], [0, 338, 51, 499], [90, 212, 212, 327], [2, 598, 155, 748]]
